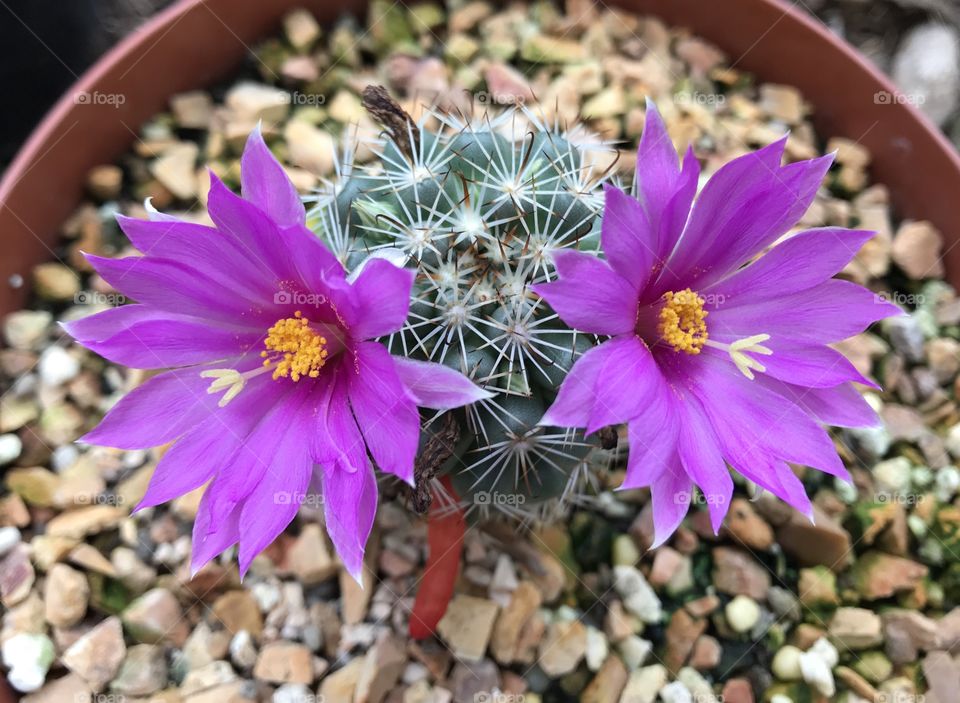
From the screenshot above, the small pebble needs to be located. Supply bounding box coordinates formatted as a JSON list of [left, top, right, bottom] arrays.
[[725, 595, 761, 633]]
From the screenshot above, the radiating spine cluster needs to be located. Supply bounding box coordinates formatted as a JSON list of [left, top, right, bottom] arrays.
[[307, 89, 618, 519]]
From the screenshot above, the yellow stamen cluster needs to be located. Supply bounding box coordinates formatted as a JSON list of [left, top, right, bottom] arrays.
[[658, 288, 709, 354], [261, 311, 328, 381]]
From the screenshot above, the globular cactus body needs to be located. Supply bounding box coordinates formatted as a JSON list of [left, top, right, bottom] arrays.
[[308, 93, 616, 518]]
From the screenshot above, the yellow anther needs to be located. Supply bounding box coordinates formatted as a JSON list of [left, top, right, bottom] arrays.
[[658, 288, 708, 354], [261, 310, 329, 382]]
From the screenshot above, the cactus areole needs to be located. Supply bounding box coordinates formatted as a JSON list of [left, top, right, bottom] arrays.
[[309, 86, 617, 525]]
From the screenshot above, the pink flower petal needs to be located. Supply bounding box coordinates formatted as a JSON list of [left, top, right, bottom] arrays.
[[761, 378, 880, 429], [236, 439, 312, 577], [65, 306, 261, 369], [321, 456, 378, 583], [705, 228, 875, 302], [240, 126, 306, 228], [348, 342, 420, 486], [676, 400, 733, 534], [190, 493, 241, 576], [708, 279, 901, 345], [649, 461, 692, 549], [533, 249, 638, 336], [80, 362, 241, 450], [621, 400, 680, 490], [601, 185, 656, 291], [348, 258, 414, 340], [392, 357, 493, 409]]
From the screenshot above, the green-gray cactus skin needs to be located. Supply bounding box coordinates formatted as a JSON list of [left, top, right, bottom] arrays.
[[307, 103, 617, 519]]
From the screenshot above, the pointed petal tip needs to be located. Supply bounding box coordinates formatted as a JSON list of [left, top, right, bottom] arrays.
[[345, 562, 365, 587], [538, 408, 563, 429], [465, 387, 496, 406], [648, 531, 669, 551]]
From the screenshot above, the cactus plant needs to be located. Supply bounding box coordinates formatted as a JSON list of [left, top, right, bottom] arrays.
[[306, 87, 618, 519]]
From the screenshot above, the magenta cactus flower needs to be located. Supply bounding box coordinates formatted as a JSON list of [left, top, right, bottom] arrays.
[[65, 129, 490, 580], [532, 103, 899, 547]]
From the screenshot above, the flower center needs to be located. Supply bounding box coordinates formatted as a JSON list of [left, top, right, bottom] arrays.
[[261, 311, 329, 381], [658, 288, 708, 354]]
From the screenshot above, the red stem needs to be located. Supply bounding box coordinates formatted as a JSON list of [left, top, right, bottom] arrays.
[[408, 476, 466, 639]]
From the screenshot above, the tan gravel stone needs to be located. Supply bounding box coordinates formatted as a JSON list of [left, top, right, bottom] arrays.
[[491, 581, 542, 663], [538, 620, 588, 677], [582, 655, 628, 703], [437, 595, 499, 662], [253, 641, 314, 685], [62, 616, 126, 691], [211, 590, 263, 637], [44, 563, 88, 627], [892, 220, 945, 279]]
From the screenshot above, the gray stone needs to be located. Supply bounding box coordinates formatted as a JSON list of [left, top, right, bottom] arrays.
[[892, 22, 960, 126]]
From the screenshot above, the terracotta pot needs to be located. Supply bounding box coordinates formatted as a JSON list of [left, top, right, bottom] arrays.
[[0, 1, 954, 698], [2, 0, 959, 316]]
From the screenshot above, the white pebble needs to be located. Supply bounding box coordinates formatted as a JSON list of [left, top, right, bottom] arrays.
[[613, 565, 663, 623], [1, 633, 55, 692], [725, 595, 761, 633], [229, 630, 257, 669], [892, 22, 960, 125], [38, 346, 80, 386], [946, 423, 960, 459], [585, 626, 608, 671], [935, 466, 960, 502], [677, 667, 717, 703], [252, 581, 282, 611], [0, 527, 21, 558], [799, 638, 838, 697], [0, 434, 22, 465], [51, 445, 79, 472], [809, 637, 839, 667], [619, 635, 652, 670], [402, 662, 429, 684], [613, 534, 641, 566], [659, 680, 692, 703], [273, 683, 313, 703], [772, 645, 803, 681]]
